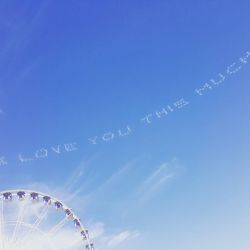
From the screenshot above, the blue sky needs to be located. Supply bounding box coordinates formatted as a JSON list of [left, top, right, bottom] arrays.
[[0, 1, 250, 249]]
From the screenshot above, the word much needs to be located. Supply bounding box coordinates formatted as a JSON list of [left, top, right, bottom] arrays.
[[195, 51, 250, 96]]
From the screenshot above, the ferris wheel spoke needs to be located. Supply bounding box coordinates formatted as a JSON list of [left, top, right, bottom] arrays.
[[13, 205, 49, 250], [9, 200, 27, 250], [0, 199, 6, 250], [11, 222, 47, 250], [33, 205, 49, 228], [47, 217, 69, 236]]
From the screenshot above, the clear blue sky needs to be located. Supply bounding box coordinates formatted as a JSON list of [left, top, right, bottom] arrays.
[[0, 1, 250, 249]]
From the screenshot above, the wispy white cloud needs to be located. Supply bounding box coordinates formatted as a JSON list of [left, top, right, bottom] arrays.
[[88, 160, 134, 195], [135, 159, 181, 201], [0, 1, 49, 62], [107, 230, 140, 248], [62, 160, 89, 199], [89, 222, 140, 250], [72, 159, 138, 208], [89, 222, 105, 239]]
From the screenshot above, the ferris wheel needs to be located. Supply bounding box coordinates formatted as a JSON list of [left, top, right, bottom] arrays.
[[0, 189, 94, 250]]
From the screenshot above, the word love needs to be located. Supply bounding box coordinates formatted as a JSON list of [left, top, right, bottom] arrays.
[[18, 142, 78, 163]]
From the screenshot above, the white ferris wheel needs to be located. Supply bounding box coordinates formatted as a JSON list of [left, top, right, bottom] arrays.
[[0, 190, 94, 250]]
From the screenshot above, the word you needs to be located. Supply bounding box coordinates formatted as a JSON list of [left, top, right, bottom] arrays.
[[88, 125, 132, 145]]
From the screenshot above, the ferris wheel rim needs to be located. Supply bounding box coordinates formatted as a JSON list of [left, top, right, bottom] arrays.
[[0, 189, 94, 250]]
